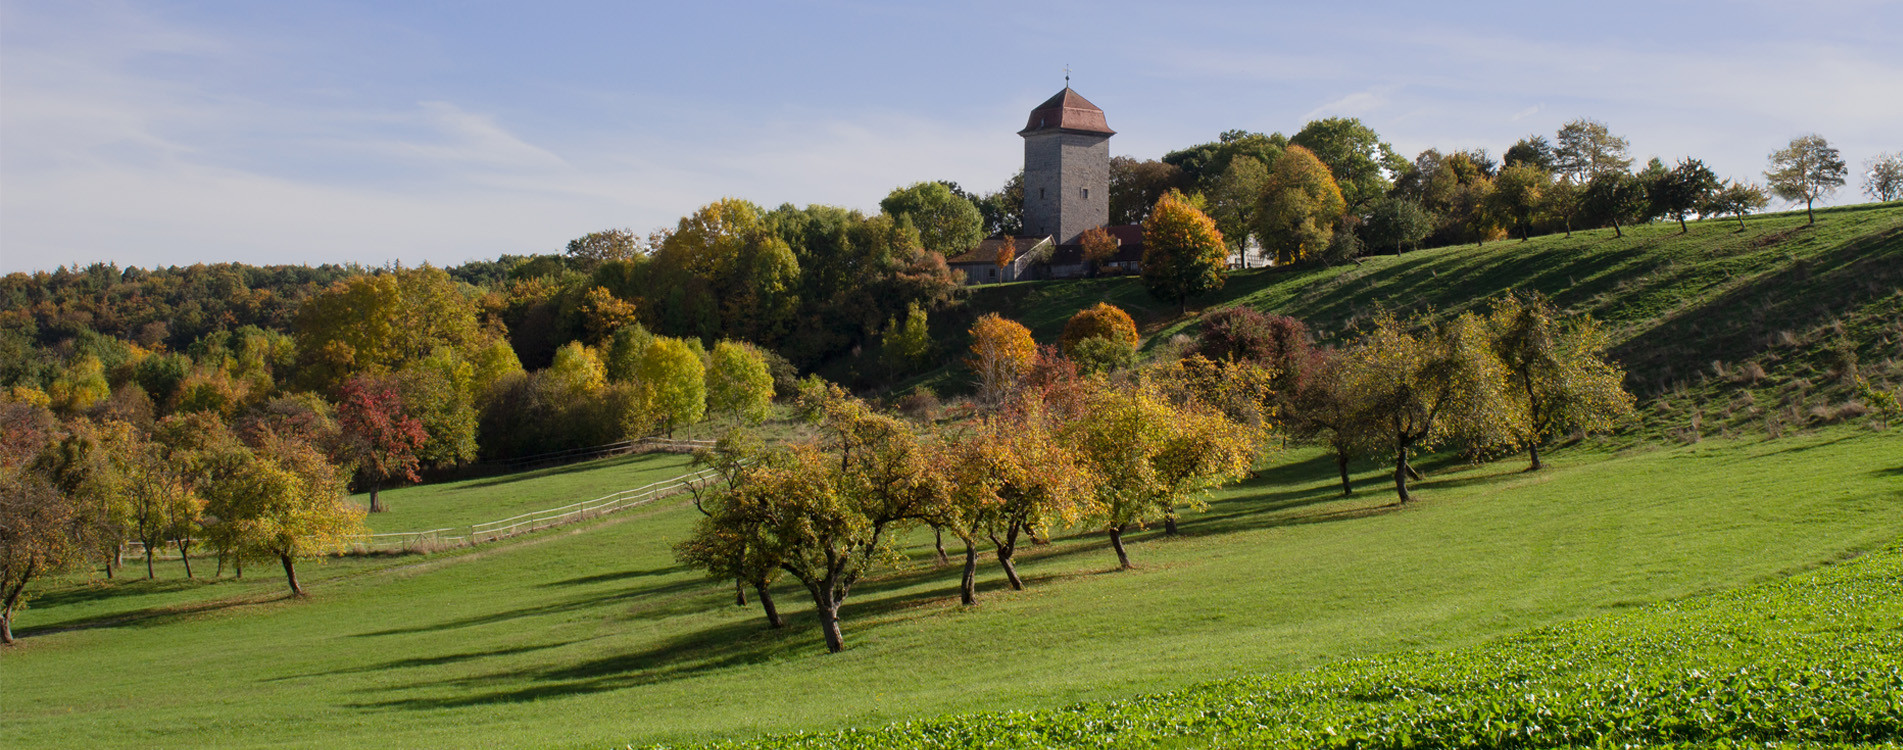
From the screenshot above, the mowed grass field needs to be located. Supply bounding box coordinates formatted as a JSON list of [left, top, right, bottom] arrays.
[[5, 426, 1899, 749]]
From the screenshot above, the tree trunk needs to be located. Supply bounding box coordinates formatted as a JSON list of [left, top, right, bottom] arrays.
[[933, 526, 949, 567], [1736, 214, 1746, 231], [1393, 446, 1414, 504], [2, 570, 29, 644], [811, 589, 845, 653], [280, 554, 304, 597], [1528, 440, 1543, 471], [1806, 198, 1815, 225], [1336, 449, 1354, 496], [368, 479, 385, 513], [959, 538, 978, 606], [235, 557, 243, 579], [179, 540, 194, 579], [733, 578, 747, 607], [994, 524, 1025, 591], [145, 546, 156, 580], [1163, 509, 1178, 536], [1108, 525, 1132, 570], [753, 582, 783, 629], [1678, 215, 1688, 233], [0, 610, 11, 644], [1612, 219, 1624, 238]]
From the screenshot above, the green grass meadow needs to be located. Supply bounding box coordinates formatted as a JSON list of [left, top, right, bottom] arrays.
[[6, 426, 1899, 748], [6, 206, 1902, 748]]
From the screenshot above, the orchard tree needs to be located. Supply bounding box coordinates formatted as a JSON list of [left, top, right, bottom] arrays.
[[1764, 134, 1847, 224], [213, 431, 367, 597], [880, 181, 985, 258], [565, 228, 643, 265], [1542, 178, 1585, 237], [1255, 146, 1347, 265], [881, 302, 933, 376], [937, 401, 1091, 604], [1064, 377, 1261, 569], [967, 313, 1037, 404], [1705, 180, 1770, 230], [0, 471, 79, 643], [1503, 135, 1556, 172], [1486, 294, 1636, 471], [1343, 312, 1516, 504], [1288, 347, 1371, 495], [335, 375, 426, 513], [1204, 156, 1269, 262], [1583, 171, 1649, 237], [1864, 152, 1903, 202], [676, 433, 785, 628], [1651, 158, 1721, 233], [1141, 192, 1228, 312], [1553, 118, 1632, 183], [706, 340, 775, 425]]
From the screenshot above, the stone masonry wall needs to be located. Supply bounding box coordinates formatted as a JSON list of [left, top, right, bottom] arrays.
[[1022, 131, 1110, 245]]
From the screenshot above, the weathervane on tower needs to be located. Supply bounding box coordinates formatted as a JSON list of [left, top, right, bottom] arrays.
[[1064, 64, 1070, 86]]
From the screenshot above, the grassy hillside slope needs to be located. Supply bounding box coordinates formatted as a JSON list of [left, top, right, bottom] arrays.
[[5, 427, 1898, 748], [943, 203, 1902, 437]]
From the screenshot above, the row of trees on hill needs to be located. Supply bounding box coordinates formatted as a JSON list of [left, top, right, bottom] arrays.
[[676, 294, 1634, 654]]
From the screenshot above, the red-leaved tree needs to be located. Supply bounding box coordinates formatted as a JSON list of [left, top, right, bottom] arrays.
[[335, 375, 426, 513]]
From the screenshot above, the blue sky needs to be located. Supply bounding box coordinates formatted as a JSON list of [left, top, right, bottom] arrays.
[[3, 0, 1899, 273]]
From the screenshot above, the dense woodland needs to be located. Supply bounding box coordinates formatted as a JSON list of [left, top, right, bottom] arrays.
[[2, 116, 1898, 644]]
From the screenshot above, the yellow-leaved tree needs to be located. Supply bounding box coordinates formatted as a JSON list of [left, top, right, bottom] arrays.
[[1255, 145, 1346, 266], [1141, 190, 1228, 313], [1485, 293, 1634, 470], [967, 313, 1037, 404]]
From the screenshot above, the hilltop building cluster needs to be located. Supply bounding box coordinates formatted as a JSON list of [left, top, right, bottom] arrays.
[[947, 88, 1145, 284]]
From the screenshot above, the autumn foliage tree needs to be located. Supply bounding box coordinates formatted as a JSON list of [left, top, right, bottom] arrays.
[[967, 313, 1037, 404], [706, 340, 776, 425], [1485, 294, 1635, 470], [1059, 303, 1139, 356], [211, 430, 367, 596], [1141, 191, 1228, 312], [335, 375, 426, 513], [936, 398, 1091, 604], [1343, 312, 1515, 503], [1765, 134, 1848, 224], [1255, 146, 1347, 266], [1, 457, 79, 643]]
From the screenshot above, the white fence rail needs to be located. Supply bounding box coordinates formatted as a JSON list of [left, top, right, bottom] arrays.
[[122, 465, 721, 560]]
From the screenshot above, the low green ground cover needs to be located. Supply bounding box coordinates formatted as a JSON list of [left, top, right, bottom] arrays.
[[674, 530, 1903, 749], [5, 427, 1897, 748], [353, 451, 696, 533]]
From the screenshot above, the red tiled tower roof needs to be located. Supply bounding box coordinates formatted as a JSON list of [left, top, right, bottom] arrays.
[[1018, 88, 1115, 136]]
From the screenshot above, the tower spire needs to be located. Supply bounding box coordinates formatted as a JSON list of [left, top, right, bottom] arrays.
[[1064, 64, 1070, 87]]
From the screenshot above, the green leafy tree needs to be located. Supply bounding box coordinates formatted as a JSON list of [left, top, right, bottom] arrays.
[[1583, 171, 1650, 237], [1110, 157, 1189, 225], [1651, 158, 1721, 233], [880, 302, 933, 376], [398, 347, 479, 467], [1255, 146, 1346, 265], [638, 336, 707, 436], [1542, 177, 1585, 237], [879, 182, 985, 257], [1288, 117, 1402, 213], [1765, 134, 1848, 224], [565, 228, 643, 265], [1142, 191, 1228, 312], [1503, 135, 1556, 172], [1553, 118, 1632, 183], [1704, 180, 1770, 230], [706, 340, 775, 425], [1486, 294, 1635, 471], [1864, 152, 1903, 202], [209, 430, 366, 597], [1205, 156, 1269, 262], [1363, 197, 1435, 255], [1288, 347, 1373, 495]]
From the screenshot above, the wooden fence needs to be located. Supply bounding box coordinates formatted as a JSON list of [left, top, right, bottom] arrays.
[[123, 465, 721, 560]]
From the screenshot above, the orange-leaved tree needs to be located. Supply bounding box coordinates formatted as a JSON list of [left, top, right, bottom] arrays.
[[967, 313, 1037, 404], [935, 397, 1092, 604], [1058, 302, 1139, 356]]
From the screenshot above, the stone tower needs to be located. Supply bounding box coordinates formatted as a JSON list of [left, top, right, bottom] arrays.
[[1019, 87, 1113, 245]]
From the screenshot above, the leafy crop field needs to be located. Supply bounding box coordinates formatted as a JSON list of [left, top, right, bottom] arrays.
[[5, 426, 1898, 748]]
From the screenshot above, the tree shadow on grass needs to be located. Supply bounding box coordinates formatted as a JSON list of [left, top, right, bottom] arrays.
[[16, 590, 292, 638], [269, 639, 585, 680], [351, 577, 708, 638], [539, 565, 687, 588], [446, 453, 685, 492]]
